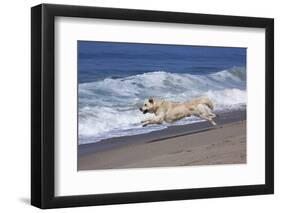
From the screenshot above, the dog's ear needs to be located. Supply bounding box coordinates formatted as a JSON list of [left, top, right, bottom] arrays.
[[148, 97, 154, 104]]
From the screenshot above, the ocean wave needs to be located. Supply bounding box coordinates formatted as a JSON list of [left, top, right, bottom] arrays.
[[79, 67, 246, 144]]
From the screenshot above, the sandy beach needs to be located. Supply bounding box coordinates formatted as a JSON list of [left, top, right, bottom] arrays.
[[78, 110, 246, 170]]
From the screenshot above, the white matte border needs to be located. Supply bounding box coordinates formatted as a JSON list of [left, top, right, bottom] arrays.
[[55, 17, 265, 196]]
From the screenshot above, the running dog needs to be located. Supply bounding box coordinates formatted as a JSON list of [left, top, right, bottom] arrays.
[[139, 97, 216, 127]]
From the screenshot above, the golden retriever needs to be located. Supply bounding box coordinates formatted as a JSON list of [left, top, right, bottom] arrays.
[[139, 97, 216, 127]]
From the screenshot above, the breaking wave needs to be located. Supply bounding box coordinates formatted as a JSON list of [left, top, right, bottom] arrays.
[[79, 67, 246, 144]]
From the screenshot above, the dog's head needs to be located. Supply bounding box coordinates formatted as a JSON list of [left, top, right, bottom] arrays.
[[139, 98, 156, 114]]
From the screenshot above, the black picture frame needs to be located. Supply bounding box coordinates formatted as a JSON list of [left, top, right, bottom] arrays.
[[31, 3, 274, 209]]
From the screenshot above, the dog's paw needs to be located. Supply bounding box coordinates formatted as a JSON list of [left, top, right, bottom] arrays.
[[211, 121, 217, 126], [142, 123, 148, 127], [141, 120, 150, 123]]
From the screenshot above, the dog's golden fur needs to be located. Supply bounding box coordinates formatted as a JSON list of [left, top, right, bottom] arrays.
[[139, 97, 216, 126]]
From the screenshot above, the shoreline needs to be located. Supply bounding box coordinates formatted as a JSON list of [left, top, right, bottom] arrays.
[[78, 110, 246, 157], [78, 110, 246, 170]]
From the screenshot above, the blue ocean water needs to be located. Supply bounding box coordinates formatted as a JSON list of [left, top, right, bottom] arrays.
[[78, 41, 246, 144]]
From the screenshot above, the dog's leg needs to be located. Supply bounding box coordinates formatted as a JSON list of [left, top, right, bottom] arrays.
[[141, 120, 152, 127], [197, 104, 217, 125], [141, 119, 150, 124], [141, 116, 164, 127], [209, 112, 216, 119], [199, 114, 217, 126], [204, 104, 216, 119]]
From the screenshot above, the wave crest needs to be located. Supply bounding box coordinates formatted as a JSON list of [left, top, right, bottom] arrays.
[[79, 67, 246, 144]]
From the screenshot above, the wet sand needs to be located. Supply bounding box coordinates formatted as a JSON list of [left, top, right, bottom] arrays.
[[78, 110, 246, 170]]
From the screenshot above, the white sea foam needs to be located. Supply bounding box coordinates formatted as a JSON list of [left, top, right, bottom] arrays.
[[79, 67, 246, 144]]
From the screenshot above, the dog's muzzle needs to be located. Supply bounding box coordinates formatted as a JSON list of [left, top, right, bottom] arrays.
[[139, 108, 148, 114]]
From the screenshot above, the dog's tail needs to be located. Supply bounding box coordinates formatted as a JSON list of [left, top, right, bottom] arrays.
[[201, 97, 214, 110]]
